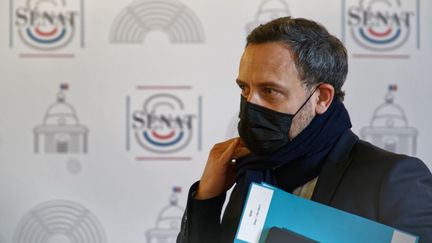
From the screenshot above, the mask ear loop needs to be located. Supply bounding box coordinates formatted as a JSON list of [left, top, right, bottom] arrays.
[[293, 83, 322, 117]]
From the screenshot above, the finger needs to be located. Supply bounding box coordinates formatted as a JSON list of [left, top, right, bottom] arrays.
[[238, 137, 246, 147], [220, 138, 240, 160], [217, 137, 239, 146], [232, 147, 250, 159]]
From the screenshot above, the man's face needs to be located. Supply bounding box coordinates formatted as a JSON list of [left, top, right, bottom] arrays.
[[236, 42, 316, 139]]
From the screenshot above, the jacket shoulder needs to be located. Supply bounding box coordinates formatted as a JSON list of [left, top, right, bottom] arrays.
[[340, 140, 432, 242], [352, 139, 424, 167]]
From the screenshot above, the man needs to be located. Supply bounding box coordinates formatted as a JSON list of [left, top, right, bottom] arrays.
[[177, 17, 432, 242]]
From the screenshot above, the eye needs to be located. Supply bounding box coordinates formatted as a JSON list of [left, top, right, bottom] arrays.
[[262, 87, 276, 95], [237, 83, 249, 96]]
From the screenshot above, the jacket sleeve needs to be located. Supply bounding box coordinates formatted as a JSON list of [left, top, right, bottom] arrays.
[[378, 157, 432, 243], [177, 181, 226, 243]]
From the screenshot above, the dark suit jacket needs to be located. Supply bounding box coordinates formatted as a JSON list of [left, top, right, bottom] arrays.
[[177, 130, 432, 243]]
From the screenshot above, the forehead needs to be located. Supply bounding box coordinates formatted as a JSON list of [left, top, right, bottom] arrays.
[[239, 42, 299, 78]]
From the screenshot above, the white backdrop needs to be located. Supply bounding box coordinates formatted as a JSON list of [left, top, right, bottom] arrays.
[[0, 0, 431, 242]]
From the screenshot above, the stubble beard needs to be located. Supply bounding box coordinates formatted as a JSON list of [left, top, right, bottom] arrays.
[[288, 98, 315, 140]]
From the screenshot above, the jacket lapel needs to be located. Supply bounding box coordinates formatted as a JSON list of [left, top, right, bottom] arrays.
[[311, 130, 359, 205]]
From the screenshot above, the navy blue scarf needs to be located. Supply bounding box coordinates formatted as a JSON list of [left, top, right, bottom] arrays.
[[235, 100, 352, 197]]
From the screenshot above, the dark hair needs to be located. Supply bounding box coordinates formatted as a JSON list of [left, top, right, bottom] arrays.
[[247, 16, 348, 101]]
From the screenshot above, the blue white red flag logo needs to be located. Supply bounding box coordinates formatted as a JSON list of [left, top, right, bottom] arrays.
[[342, 0, 420, 58], [132, 94, 194, 153], [10, 0, 84, 57], [126, 86, 202, 161]]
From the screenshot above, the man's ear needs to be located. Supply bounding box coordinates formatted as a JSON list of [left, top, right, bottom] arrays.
[[315, 83, 334, 115]]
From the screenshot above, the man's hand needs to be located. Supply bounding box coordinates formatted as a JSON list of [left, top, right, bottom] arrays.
[[195, 137, 250, 200]]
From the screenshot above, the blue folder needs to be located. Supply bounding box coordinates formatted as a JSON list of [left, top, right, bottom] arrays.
[[234, 182, 419, 243]]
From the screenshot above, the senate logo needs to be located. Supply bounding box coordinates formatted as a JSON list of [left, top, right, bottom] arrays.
[[10, 0, 84, 57], [342, 0, 420, 58], [126, 85, 202, 161], [132, 94, 195, 153]]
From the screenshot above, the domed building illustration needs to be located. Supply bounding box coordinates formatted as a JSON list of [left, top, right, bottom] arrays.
[[146, 187, 184, 243], [246, 0, 291, 34], [361, 85, 417, 156], [34, 84, 88, 154]]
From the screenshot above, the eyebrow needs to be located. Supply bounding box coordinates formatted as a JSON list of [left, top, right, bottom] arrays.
[[236, 79, 246, 86], [236, 79, 286, 89]]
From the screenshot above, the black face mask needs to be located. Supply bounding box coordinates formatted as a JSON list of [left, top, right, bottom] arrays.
[[237, 87, 318, 155]]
